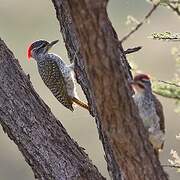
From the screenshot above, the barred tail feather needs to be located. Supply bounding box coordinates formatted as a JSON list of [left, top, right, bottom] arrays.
[[72, 97, 89, 111]]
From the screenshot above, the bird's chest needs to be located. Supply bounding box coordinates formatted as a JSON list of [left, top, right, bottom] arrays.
[[55, 61, 70, 79], [38, 61, 58, 85], [47, 54, 70, 78], [133, 94, 159, 130]]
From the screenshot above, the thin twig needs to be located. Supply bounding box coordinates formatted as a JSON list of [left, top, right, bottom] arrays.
[[124, 46, 142, 54], [167, 3, 180, 16], [168, 0, 180, 4], [153, 90, 180, 100], [153, 79, 180, 100], [162, 164, 180, 168], [158, 80, 180, 88], [120, 2, 160, 43]]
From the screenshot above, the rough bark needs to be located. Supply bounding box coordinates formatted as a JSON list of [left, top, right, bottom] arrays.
[[0, 39, 105, 180], [51, 0, 169, 180], [51, 0, 123, 179]]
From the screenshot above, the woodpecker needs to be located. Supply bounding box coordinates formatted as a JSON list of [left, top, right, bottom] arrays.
[[131, 74, 165, 156], [27, 39, 89, 111]]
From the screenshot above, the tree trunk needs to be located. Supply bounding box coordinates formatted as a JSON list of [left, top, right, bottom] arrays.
[[51, 0, 169, 180], [0, 38, 105, 180]]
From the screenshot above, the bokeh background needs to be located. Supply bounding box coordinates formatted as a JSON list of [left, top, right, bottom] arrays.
[[0, 0, 179, 179]]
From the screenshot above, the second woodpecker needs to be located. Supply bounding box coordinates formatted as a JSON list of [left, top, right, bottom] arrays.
[[131, 74, 165, 156], [27, 39, 88, 111]]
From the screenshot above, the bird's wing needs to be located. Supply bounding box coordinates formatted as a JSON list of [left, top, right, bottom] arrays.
[[153, 95, 165, 133], [38, 59, 73, 111]]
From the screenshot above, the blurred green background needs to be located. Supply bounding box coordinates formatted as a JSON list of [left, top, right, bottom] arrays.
[[0, 0, 179, 179]]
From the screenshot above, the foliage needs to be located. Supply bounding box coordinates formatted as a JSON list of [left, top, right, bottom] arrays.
[[152, 80, 180, 100]]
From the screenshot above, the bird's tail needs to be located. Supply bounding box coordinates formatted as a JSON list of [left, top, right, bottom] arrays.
[[72, 97, 89, 111], [154, 149, 159, 158]]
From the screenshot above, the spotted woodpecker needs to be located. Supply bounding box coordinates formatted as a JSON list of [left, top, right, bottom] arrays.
[[27, 39, 88, 111], [131, 74, 165, 156]]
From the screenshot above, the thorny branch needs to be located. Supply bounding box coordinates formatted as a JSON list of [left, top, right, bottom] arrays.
[[168, 0, 180, 4], [167, 2, 180, 16], [124, 46, 142, 54], [120, 0, 180, 42], [158, 80, 180, 88], [120, 2, 160, 43]]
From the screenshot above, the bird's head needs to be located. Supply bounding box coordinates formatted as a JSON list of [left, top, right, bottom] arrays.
[[131, 74, 152, 94], [27, 39, 59, 61]]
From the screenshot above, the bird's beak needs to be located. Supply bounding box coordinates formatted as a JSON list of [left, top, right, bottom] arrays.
[[47, 40, 59, 50]]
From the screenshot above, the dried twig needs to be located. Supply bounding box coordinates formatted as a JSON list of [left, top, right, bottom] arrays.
[[124, 46, 142, 55], [162, 164, 180, 168], [167, 2, 180, 16], [168, 0, 180, 4], [152, 79, 180, 100], [120, 2, 160, 43], [158, 80, 180, 88], [153, 90, 180, 100]]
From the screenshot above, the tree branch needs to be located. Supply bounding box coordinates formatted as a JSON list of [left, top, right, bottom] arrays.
[[0, 38, 105, 180], [162, 164, 180, 169], [124, 46, 142, 55], [168, 0, 180, 4], [51, 1, 124, 179], [120, 2, 160, 43], [51, 0, 168, 179], [158, 80, 180, 88], [167, 2, 180, 16]]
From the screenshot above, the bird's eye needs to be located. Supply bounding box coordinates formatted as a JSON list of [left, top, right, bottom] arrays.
[[38, 43, 47, 49], [31, 43, 46, 54], [137, 82, 145, 89]]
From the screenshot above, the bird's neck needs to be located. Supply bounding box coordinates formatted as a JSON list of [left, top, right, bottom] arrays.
[[35, 53, 66, 66], [133, 89, 153, 105], [33, 52, 44, 62]]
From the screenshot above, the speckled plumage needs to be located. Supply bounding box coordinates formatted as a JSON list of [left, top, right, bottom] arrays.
[[37, 55, 75, 111], [40, 53, 77, 98], [132, 74, 165, 154], [29, 40, 78, 111], [133, 91, 165, 150]]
